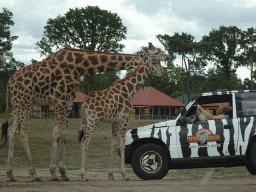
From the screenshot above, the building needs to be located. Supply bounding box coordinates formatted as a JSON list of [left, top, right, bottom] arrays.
[[131, 87, 185, 119], [71, 91, 87, 118], [31, 88, 185, 119], [31, 91, 87, 118]]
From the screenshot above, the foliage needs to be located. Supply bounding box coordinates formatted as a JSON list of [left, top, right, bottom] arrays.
[[239, 27, 256, 88], [200, 26, 243, 88], [243, 78, 256, 89], [36, 6, 127, 55], [0, 8, 24, 112], [36, 6, 127, 93], [0, 8, 18, 61], [157, 32, 207, 100], [80, 71, 121, 94]]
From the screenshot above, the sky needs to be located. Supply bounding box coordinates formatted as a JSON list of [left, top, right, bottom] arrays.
[[1, 0, 256, 81]]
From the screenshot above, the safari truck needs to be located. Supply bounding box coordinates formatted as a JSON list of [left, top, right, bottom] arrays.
[[120, 90, 256, 180]]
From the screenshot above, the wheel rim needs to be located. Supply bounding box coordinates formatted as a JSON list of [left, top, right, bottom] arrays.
[[140, 151, 162, 173]]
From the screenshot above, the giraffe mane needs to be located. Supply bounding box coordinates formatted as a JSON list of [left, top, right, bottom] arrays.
[[58, 47, 139, 57]]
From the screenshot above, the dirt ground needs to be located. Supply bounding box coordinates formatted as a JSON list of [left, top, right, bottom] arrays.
[[0, 168, 256, 192]]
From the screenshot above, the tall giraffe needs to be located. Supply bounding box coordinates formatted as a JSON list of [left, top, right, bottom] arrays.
[[3, 47, 142, 182], [79, 43, 169, 181]]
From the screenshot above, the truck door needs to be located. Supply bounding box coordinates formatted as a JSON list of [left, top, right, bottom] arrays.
[[236, 91, 256, 155], [177, 93, 238, 159]]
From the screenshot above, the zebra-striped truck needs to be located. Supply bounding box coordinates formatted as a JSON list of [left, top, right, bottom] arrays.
[[119, 90, 256, 180]]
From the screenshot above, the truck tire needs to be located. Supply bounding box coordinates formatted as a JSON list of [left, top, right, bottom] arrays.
[[131, 143, 169, 180], [246, 142, 256, 175]]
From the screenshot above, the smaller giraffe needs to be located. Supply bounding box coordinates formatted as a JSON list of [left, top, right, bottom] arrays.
[[78, 43, 169, 181]]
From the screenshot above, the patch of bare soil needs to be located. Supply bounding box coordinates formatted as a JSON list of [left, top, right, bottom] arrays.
[[0, 168, 256, 192]]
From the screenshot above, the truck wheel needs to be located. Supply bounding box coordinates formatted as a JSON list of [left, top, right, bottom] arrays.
[[131, 143, 169, 180], [246, 142, 256, 175]]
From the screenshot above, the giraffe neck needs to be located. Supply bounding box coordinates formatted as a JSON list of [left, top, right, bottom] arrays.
[[51, 48, 141, 80], [114, 53, 151, 98]]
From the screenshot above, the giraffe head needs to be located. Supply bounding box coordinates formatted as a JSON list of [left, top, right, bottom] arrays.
[[143, 42, 170, 77], [147, 42, 171, 61]]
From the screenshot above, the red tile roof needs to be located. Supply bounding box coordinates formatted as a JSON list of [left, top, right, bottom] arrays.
[[131, 87, 185, 107], [73, 91, 87, 102]]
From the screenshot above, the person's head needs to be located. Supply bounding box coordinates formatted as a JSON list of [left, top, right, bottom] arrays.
[[218, 103, 231, 114]]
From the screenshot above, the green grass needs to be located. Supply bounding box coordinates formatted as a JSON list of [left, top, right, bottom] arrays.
[[0, 118, 250, 178], [0, 118, 163, 171], [0, 113, 10, 119]]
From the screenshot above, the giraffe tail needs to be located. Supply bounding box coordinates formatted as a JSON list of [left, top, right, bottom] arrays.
[[78, 129, 84, 142], [78, 105, 86, 143], [1, 121, 8, 147], [1, 82, 10, 147]]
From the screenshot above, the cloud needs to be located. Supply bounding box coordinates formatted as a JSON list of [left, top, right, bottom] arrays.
[[1, 0, 254, 80], [169, 0, 256, 36], [122, 0, 171, 15]]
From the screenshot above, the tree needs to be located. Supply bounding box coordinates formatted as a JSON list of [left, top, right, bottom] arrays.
[[243, 77, 256, 89], [0, 8, 18, 67], [200, 26, 243, 89], [36, 6, 127, 55], [80, 71, 120, 94], [239, 27, 256, 88], [36, 6, 127, 93], [157, 32, 206, 100], [0, 8, 24, 112]]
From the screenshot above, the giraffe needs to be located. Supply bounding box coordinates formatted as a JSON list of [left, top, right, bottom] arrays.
[[78, 43, 170, 181], [3, 47, 143, 182]]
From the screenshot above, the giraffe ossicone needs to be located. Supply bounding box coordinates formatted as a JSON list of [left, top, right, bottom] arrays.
[[79, 43, 170, 181]]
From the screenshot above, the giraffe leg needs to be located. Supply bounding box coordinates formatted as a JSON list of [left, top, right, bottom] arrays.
[[108, 122, 119, 180], [58, 104, 72, 181], [80, 123, 96, 181], [119, 119, 129, 180], [50, 104, 65, 181], [6, 112, 18, 181], [59, 135, 68, 181], [17, 108, 40, 181], [18, 132, 40, 181]]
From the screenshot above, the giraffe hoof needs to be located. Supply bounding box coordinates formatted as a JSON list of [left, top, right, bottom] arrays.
[[7, 178, 16, 182], [50, 178, 60, 181], [123, 175, 129, 180], [81, 178, 89, 182], [32, 178, 42, 182], [61, 178, 69, 181]]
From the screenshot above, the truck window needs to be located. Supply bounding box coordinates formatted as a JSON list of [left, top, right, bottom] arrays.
[[236, 92, 256, 117], [182, 94, 232, 124]]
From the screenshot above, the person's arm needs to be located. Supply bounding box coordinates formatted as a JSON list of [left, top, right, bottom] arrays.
[[197, 104, 221, 120]]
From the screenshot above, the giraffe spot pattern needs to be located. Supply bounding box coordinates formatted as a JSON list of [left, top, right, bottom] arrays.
[[88, 55, 98, 65], [100, 55, 108, 63], [5, 47, 151, 181], [66, 52, 73, 62], [75, 53, 84, 64], [107, 62, 117, 68], [56, 50, 66, 62]]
